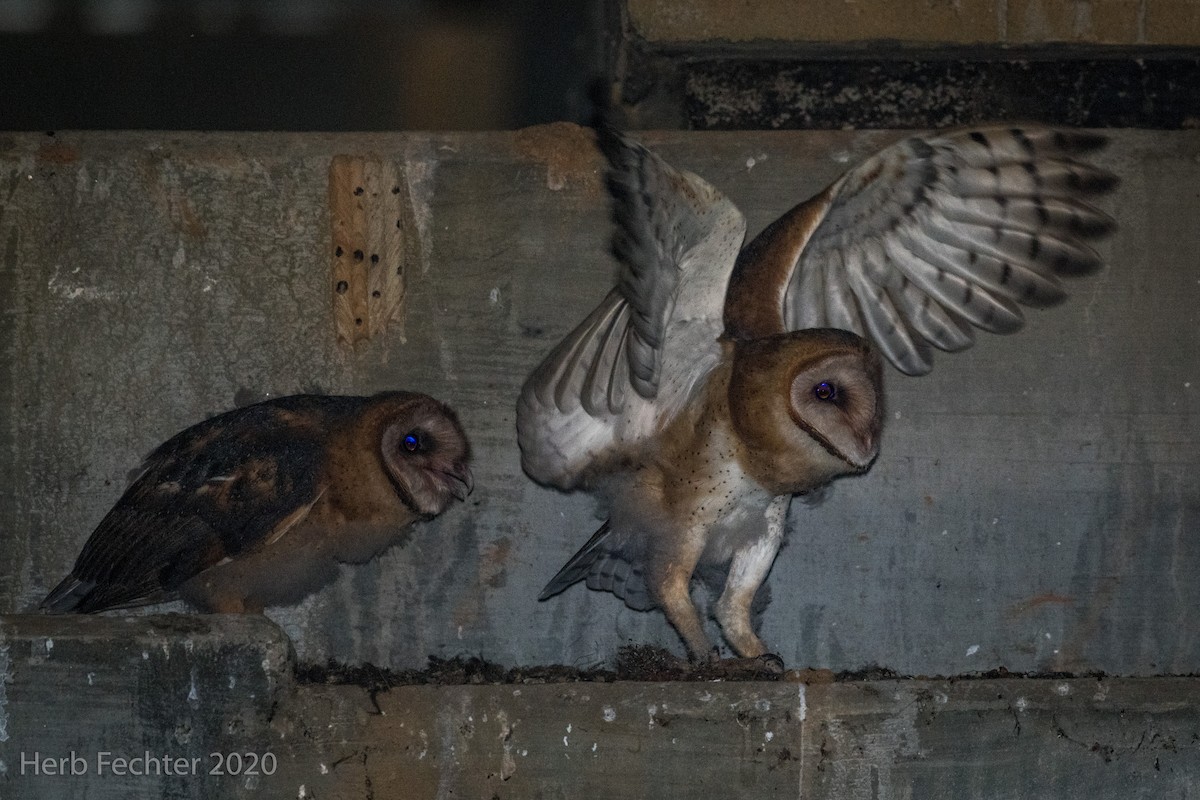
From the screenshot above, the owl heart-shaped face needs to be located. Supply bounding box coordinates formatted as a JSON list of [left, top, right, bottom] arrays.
[[380, 398, 474, 517], [729, 329, 884, 494], [788, 350, 883, 472]]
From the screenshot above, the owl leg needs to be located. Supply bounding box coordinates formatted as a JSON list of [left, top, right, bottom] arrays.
[[650, 528, 713, 660], [714, 495, 790, 658]]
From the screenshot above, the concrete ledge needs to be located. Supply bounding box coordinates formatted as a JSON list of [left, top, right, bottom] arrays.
[[0, 614, 291, 798], [2, 615, 1198, 798]]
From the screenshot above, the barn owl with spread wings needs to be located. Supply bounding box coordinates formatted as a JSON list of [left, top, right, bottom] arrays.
[[517, 123, 1116, 668], [42, 392, 473, 614]]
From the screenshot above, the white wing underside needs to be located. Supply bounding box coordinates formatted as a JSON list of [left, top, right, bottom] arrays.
[[517, 150, 747, 489], [779, 127, 1116, 375]]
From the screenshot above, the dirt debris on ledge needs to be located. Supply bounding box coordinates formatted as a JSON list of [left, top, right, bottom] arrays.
[[296, 644, 1132, 690]]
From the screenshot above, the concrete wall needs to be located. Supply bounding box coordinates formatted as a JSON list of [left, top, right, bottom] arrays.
[[1, 127, 1197, 678]]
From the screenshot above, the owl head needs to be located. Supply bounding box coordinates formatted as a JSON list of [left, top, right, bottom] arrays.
[[728, 329, 883, 495], [375, 393, 474, 517]]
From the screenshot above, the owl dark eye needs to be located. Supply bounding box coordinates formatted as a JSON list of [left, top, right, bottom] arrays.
[[813, 381, 838, 401], [402, 433, 421, 452]]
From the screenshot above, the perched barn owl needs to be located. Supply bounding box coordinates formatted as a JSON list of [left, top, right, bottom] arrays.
[[42, 392, 473, 613], [518, 124, 1116, 667]]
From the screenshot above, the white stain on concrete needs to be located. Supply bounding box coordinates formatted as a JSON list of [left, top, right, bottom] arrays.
[[48, 265, 119, 301], [417, 729, 429, 760], [187, 666, 200, 707], [402, 144, 438, 275], [438, 337, 459, 382], [0, 642, 10, 743], [497, 710, 517, 781], [602, 706, 616, 723], [647, 704, 658, 729], [823, 687, 922, 791], [965, 644, 980, 657]]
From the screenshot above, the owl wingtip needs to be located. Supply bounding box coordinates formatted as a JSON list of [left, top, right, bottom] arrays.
[[537, 580, 568, 602], [1052, 129, 1111, 154]]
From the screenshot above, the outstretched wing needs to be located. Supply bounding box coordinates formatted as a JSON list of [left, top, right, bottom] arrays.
[[723, 127, 1118, 375], [41, 399, 331, 612], [517, 126, 747, 488]]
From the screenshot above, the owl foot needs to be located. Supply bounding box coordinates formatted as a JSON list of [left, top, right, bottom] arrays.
[[690, 650, 785, 679], [708, 653, 785, 679]]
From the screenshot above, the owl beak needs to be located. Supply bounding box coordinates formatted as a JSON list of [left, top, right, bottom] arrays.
[[845, 434, 880, 472], [846, 449, 878, 472], [440, 463, 474, 501]]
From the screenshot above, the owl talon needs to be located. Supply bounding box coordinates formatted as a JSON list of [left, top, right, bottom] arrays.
[[701, 654, 786, 680], [757, 653, 785, 674]]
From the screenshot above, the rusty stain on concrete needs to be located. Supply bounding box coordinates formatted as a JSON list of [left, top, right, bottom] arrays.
[[452, 537, 513, 629], [513, 122, 602, 192], [1007, 592, 1074, 619], [34, 140, 78, 165]]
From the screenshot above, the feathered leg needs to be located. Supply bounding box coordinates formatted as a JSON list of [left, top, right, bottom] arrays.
[[714, 495, 789, 660], [650, 526, 712, 659]]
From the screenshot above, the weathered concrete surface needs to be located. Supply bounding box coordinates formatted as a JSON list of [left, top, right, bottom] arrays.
[[626, 0, 1200, 45], [0, 128, 1197, 678], [671, 56, 1200, 130], [613, 2, 1200, 129], [1, 615, 1198, 799], [0, 614, 291, 799]]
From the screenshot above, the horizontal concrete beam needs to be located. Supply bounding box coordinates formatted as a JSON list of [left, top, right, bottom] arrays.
[[2, 615, 1197, 799], [625, 0, 1200, 46]]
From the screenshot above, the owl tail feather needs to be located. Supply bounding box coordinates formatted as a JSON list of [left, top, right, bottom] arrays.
[[538, 520, 655, 612], [39, 573, 164, 613], [39, 574, 97, 612]]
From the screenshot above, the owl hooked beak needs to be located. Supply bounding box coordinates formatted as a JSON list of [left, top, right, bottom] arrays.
[[437, 462, 475, 501]]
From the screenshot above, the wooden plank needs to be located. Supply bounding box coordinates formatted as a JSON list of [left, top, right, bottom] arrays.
[[328, 155, 411, 346]]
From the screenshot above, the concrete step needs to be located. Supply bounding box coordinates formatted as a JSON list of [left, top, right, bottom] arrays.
[[2, 615, 1196, 799]]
